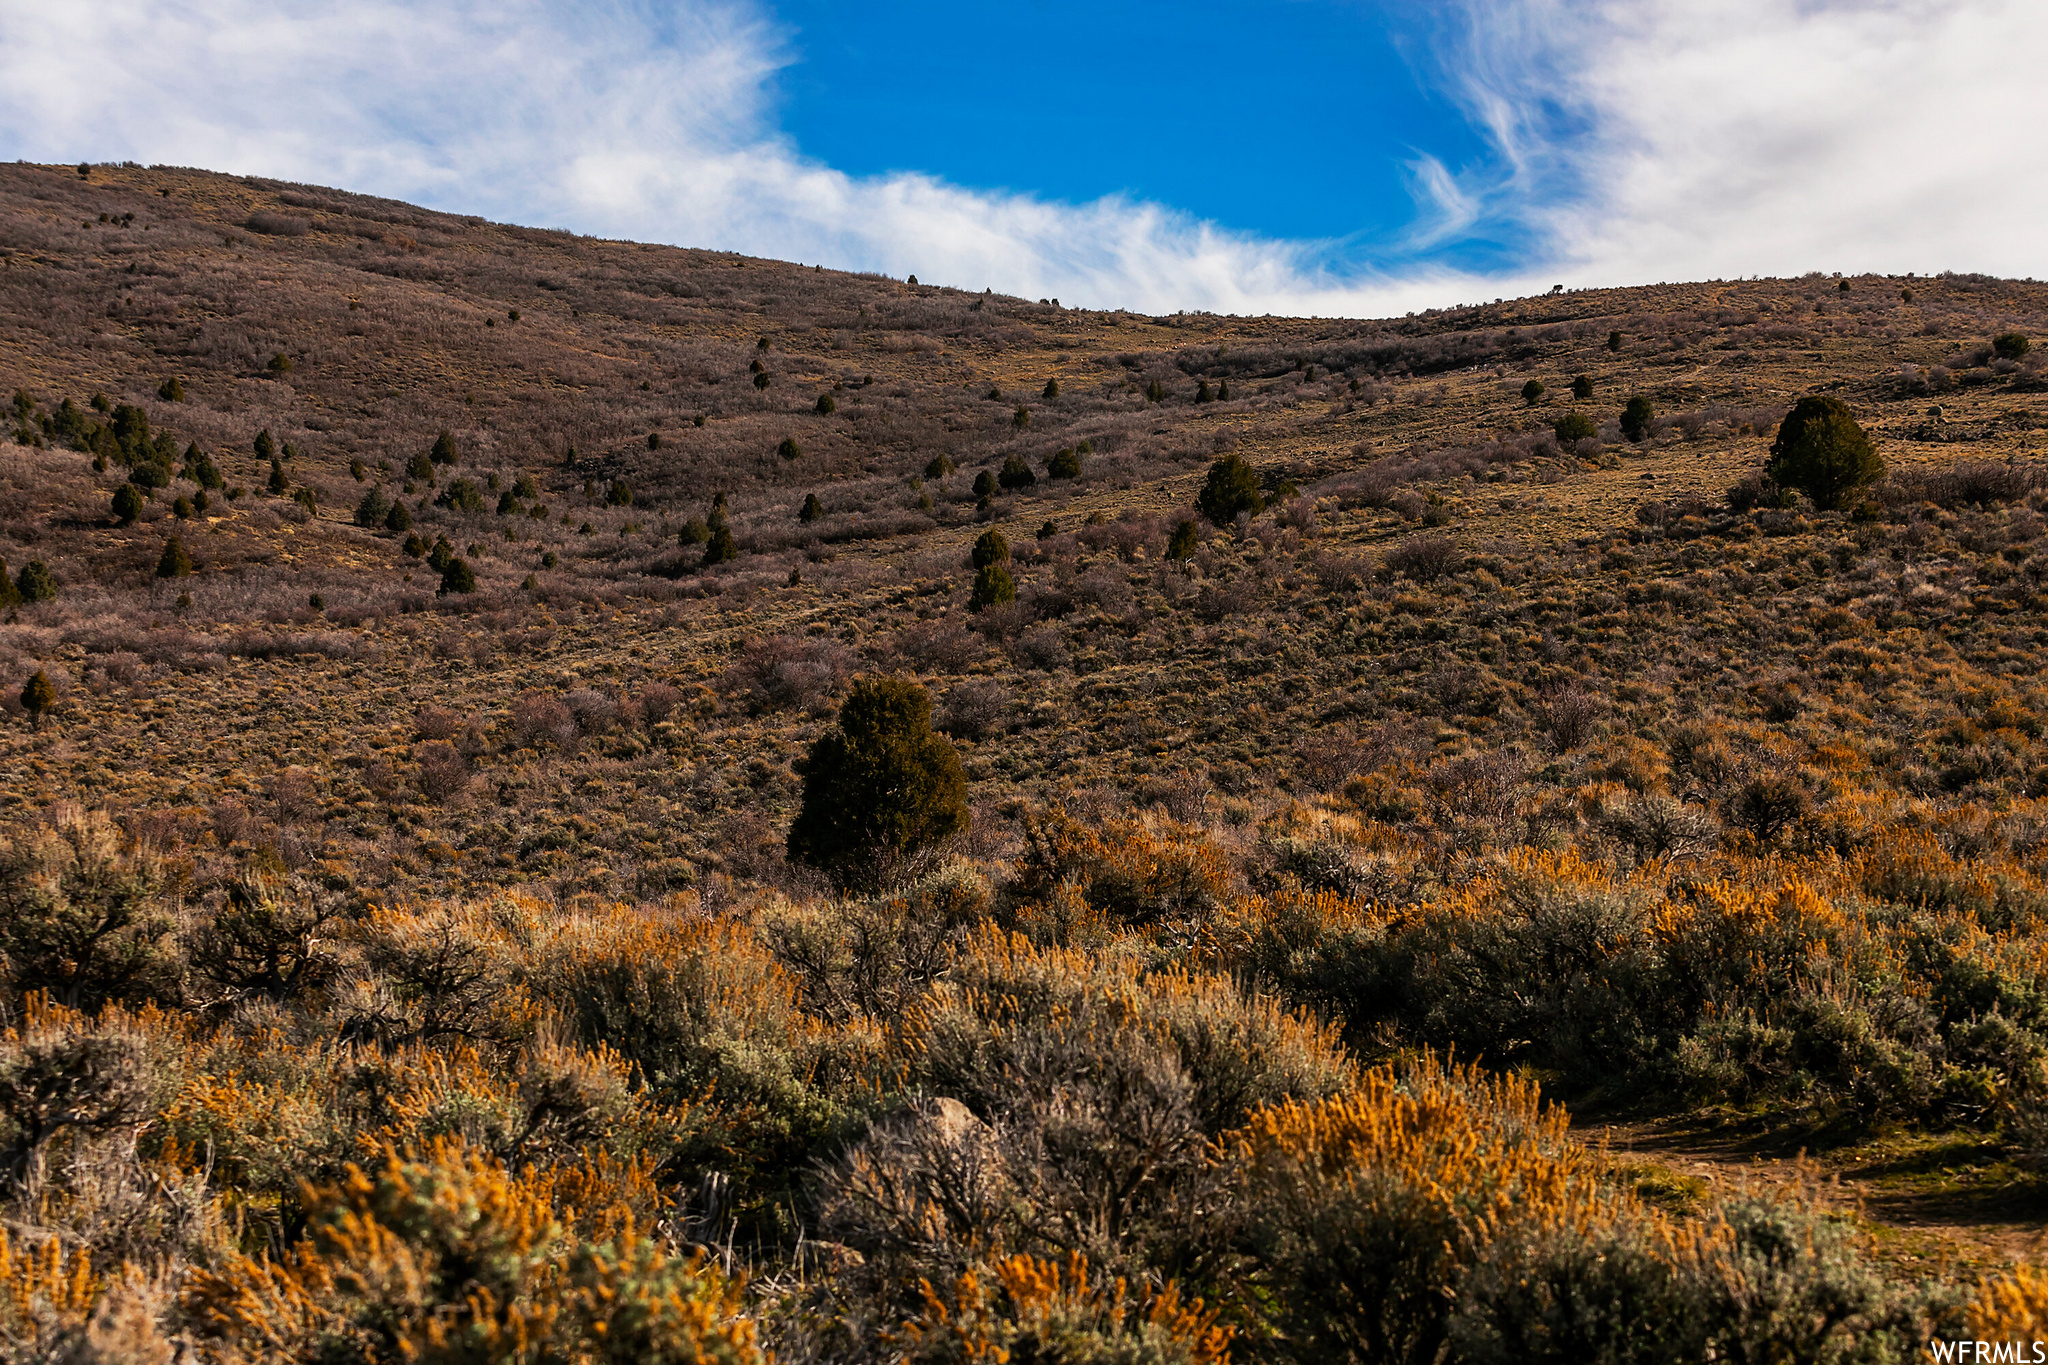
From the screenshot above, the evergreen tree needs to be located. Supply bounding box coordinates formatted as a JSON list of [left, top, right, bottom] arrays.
[[1197, 453, 1264, 528], [1765, 395, 1884, 511], [971, 528, 1010, 570], [1217, 379, 1231, 401], [1571, 374, 1595, 399], [16, 560, 55, 603], [1145, 379, 1167, 403], [1621, 396, 1655, 444], [430, 430, 457, 465], [267, 459, 288, 495], [787, 676, 968, 889], [0, 561, 19, 608], [111, 483, 144, 525], [1995, 332, 2031, 361], [998, 454, 1036, 489], [969, 563, 1015, 612], [407, 451, 435, 482], [779, 437, 802, 460], [355, 488, 392, 529], [403, 532, 427, 558], [172, 496, 193, 519], [186, 444, 224, 490], [680, 518, 710, 546], [1553, 412, 1597, 443], [972, 470, 997, 500], [800, 494, 823, 524], [156, 536, 193, 578], [925, 454, 955, 479], [1037, 520, 1059, 541], [1196, 380, 1213, 403], [157, 377, 185, 402], [385, 501, 414, 534], [254, 429, 277, 462], [1608, 330, 1623, 353], [439, 557, 477, 595], [1167, 519, 1200, 562], [1522, 379, 1545, 406], [19, 670, 54, 730], [1042, 378, 1060, 399], [605, 480, 632, 507], [428, 537, 454, 572], [1012, 405, 1031, 429], [1047, 447, 1081, 479], [701, 523, 738, 568], [815, 395, 837, 415]]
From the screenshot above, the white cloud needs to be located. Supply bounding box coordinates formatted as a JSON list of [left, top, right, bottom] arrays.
[[1435, 0, 2048, 284], [0, 0, 2041, 314]]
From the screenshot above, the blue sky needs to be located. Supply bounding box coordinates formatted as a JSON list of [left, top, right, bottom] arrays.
[[1, 0, 2043, 315], [770, 1, 1509, 270]]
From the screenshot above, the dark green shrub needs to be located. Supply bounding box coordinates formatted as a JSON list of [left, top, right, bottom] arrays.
[[266, 353, 292, 374], [801, 494, 823, 524], [925, 454, 955, 479], [266, 460, 288, 495], [1167, 520, 1200, 562], [1765, 396, 1883, 511], [969, 564, 1015, 613], [1608, 330, 1623, 352], [349, 458, 366, 481], [406, 451, 435, 482], [788, 677, 969, 888], [680, 518, 710, 545], [1198, 454, 1264, 527], [754, 372, 771, 389], [254, 430, 276, 462], [1047, 447, 1081, 479], [1996, 332, 2030, 361], [128, 460, 169, 490], [19, 671, 54, 730], [185, 444, 224, 490], [1621, 396, 1655, 443], [111, 483, 143, 525], [403, 532, 427, 558], [1012, 406, 1030, 429], [428, 537, 454, 572], [998, 455, 1035, 490], [0, 563, 18, 609], [973, 470, 997, 499], [776, 436, 803, 462], [384, 500, 414, 534], [157, 377, 184, 402], [438, 479, 484, 513], [1145, 379, 1167, 403], [430, 430, 457, 465], [1571, 374, 1594, 399], [439, 558, 477, 595], [815, 395, 837, 415], [155, 537, 192, 578], [1037, 520, 1058, 541], [1197, 380, 1214, 402], [1552, 412, 1597, 444], [1522, 379, 1545, 406], [702, 524, 738, 567], [605, 480, 632, 507], [16, 561, 55, 603], [971, 529, 1009, 570], [1043, 378, 1060, 399]]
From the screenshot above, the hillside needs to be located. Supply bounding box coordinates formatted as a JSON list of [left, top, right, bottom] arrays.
[[3, 161, 2048, 1359]]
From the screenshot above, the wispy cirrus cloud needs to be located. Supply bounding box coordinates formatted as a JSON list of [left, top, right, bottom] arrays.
[[0, 0, 2041, 315]]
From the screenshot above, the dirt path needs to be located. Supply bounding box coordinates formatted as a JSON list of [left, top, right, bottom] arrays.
[[1577, 1116, 2048, 1279]]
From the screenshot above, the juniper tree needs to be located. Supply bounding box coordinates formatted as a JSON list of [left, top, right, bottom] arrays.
[[925, 454, 955, 479], [267, 460, 288, 495], [430, 431, 457, 465], [157, 377, 184, 402], [1765, 395, 1883, 511], [384, 501, 414, 534], [19, 671, 54, 730], [1012, 406, 1031, 429], [1621, 396, 1655, 444], [779, 437, 802, 460], [1198, 453, 1264, 528], [111, 483, 143, 526], [156, 536, 192, 578], [1217, 379, 1231, 401], [787, 677, 968, 890], [1571, 374, 1595, 399], [605, 481, 632, 507], [16, 561, 55, 603], [971, 529, 1009, 570], [801, 494, 823, 524], [701, 523, 738, 567], [1042, 378, 1060, 399], [0, 563, 19, 609], [1553, 412, 1597, 443], [998, 454, 1036, 489], [1146, 379, 1167, 403], [1167, 519, 1200, 562], [1522, 379, 1545, 406], [439, 558, 477, 595], [407, 452, 435, 483], [1048, 447, 1081, 479], [1996, 332, 2031, 361], [815, 395, 836, 415], [972, 470, 997, 499], [969, 563, 1015, 613], [1197, 380, 1214, 403]]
